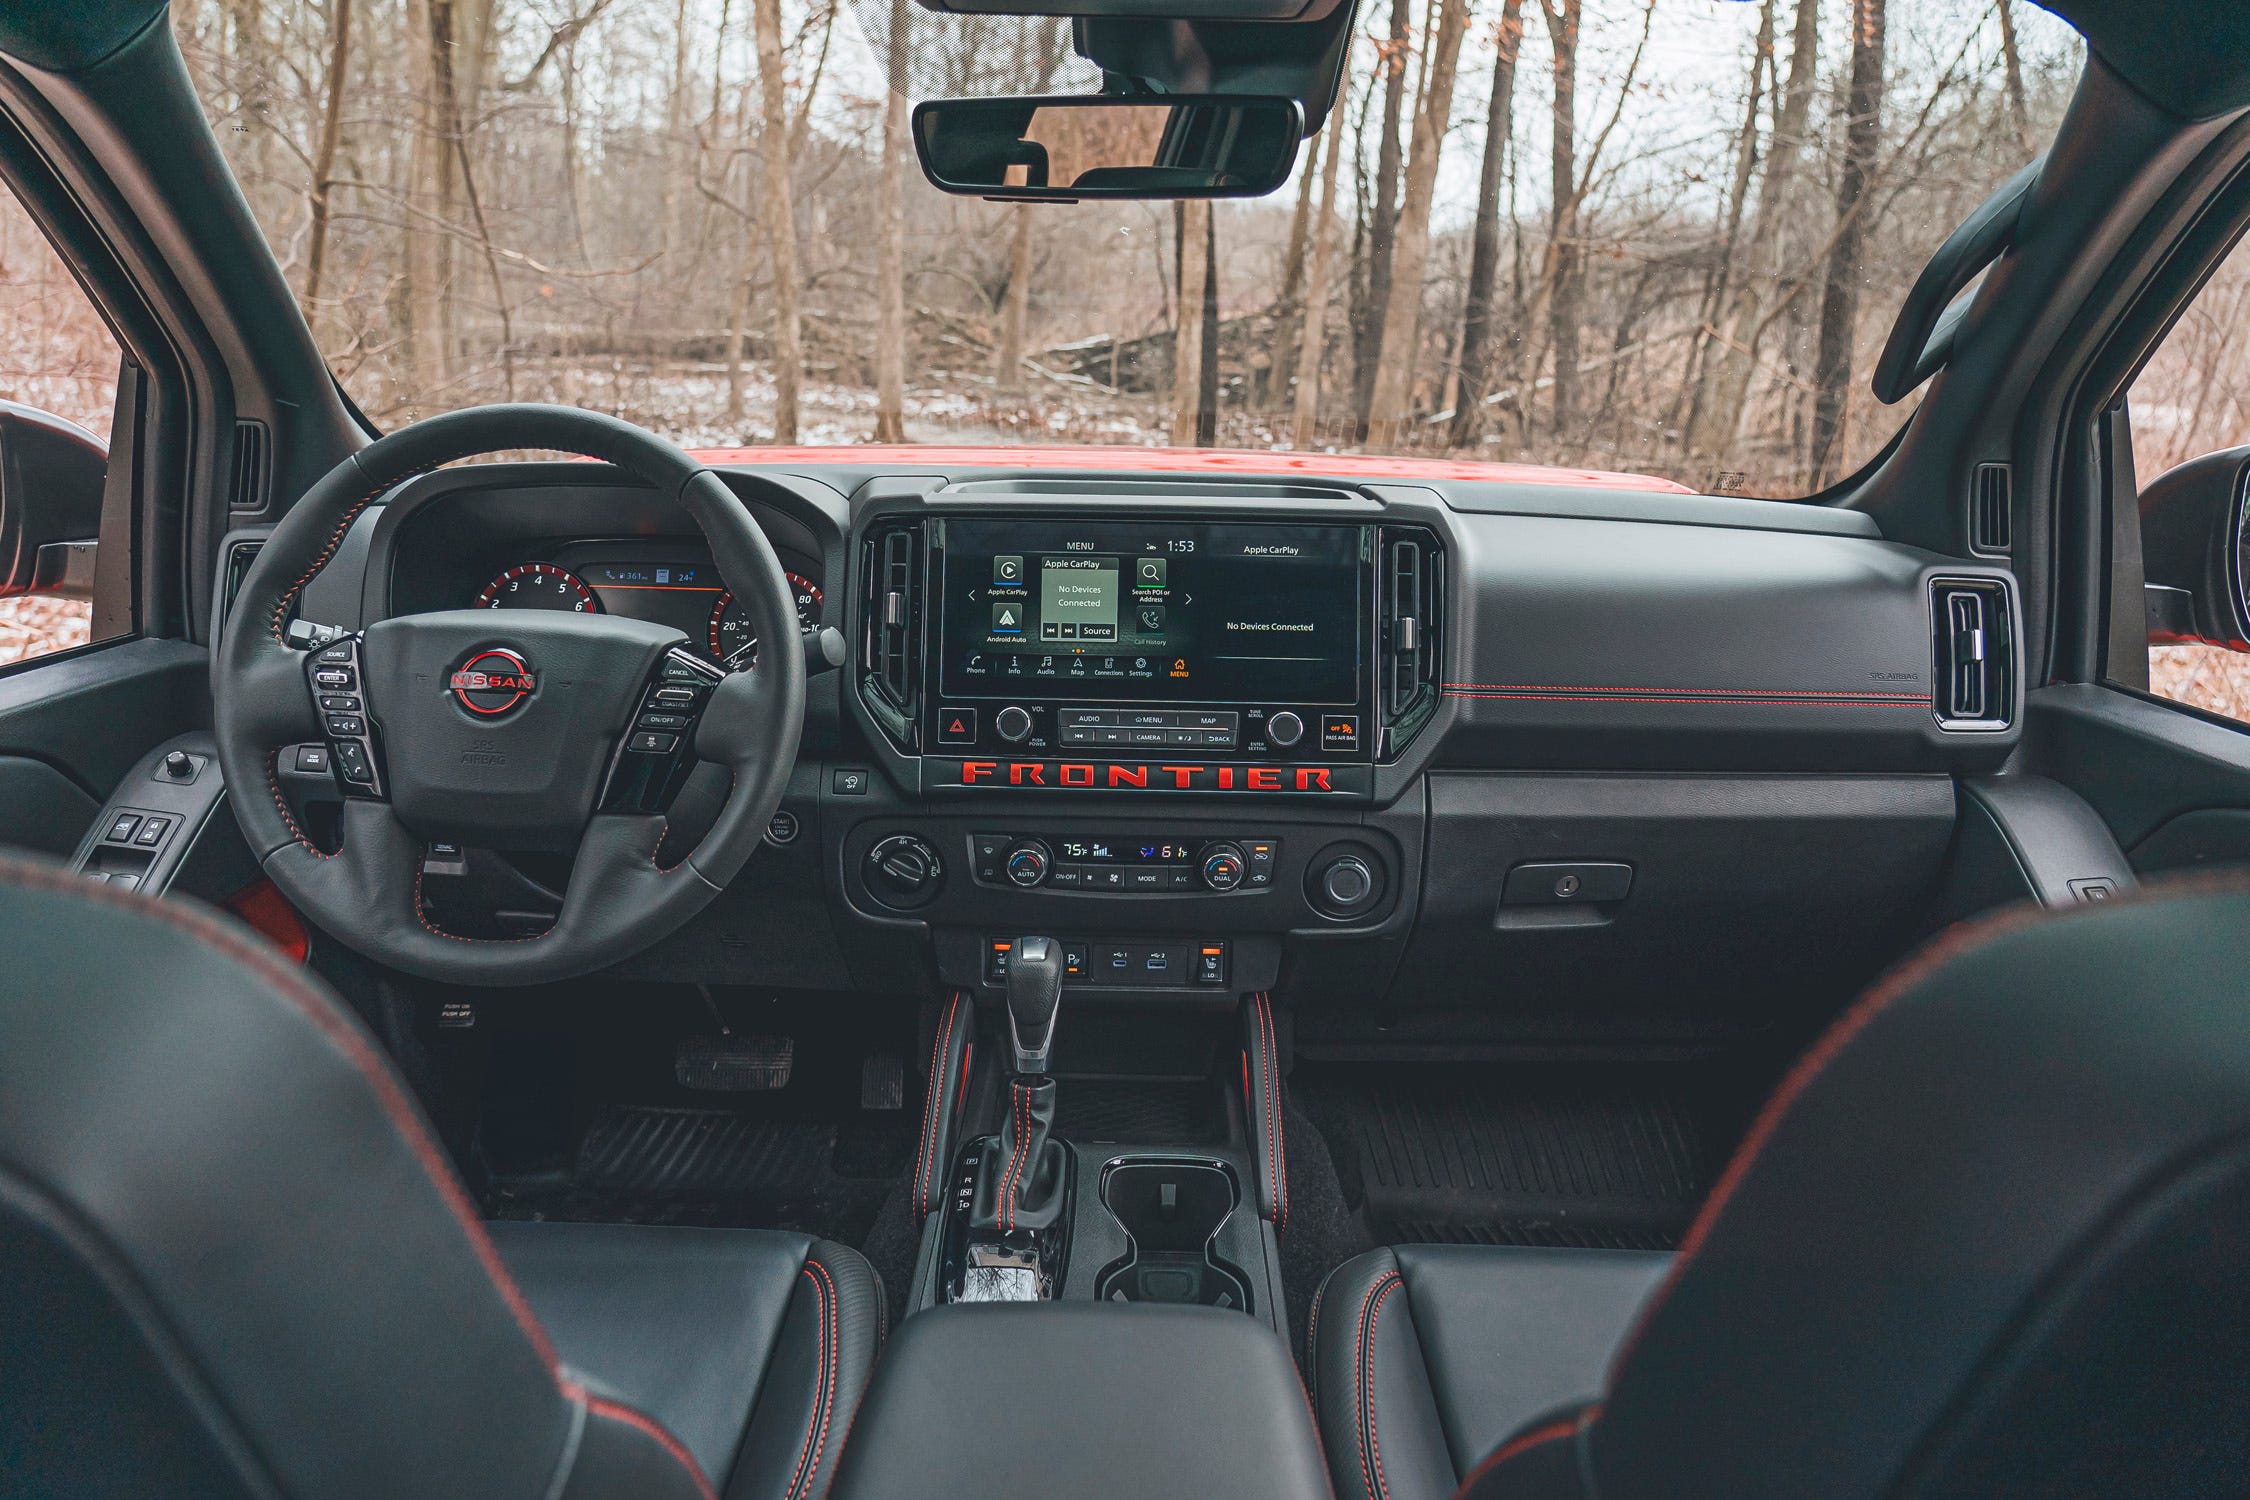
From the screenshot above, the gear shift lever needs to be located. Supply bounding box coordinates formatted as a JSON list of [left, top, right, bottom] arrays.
[[1007, 936, 1063, 1075]]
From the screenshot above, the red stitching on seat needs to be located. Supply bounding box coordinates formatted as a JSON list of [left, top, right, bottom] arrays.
[[1455, 1410, 1591, 1494], [574, 1386, 718, 1500], [783, 1259, 839, 1500], [1358, 1271, 1403, 1500], [0, 857, 558, 1375], [1306, 1279, 1327, 1400], [915, 993, 962, 1223]]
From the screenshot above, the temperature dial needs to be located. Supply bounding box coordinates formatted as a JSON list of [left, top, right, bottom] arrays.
[[1200, 842, 1248, 891], [1004, 838, 1053, 888]]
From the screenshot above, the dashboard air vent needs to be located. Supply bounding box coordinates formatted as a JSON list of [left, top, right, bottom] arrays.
[[1379, 527, 1442, 741], [1930, 576, 2015, 731], [230, 420, 271, 513], [1970, 462, 2011, 554], [863, 524, 923, 730]]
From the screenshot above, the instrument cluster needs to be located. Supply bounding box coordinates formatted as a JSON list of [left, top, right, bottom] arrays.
[[474, 551, 823, 671]]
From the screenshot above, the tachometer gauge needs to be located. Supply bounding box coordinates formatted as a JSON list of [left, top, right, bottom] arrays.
[[475, 563, 601, 613], [707, 572, 823, 668]]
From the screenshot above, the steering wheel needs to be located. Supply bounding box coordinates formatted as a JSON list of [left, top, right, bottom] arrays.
[[213, 406, 805, 985]]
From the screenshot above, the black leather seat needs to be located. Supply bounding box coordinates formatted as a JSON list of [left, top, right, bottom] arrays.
[[0, 855, 883, 1499], [1312, 879, 2250, 1500]]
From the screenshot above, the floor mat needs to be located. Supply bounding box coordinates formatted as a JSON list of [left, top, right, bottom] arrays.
[[1294, 1063, 1752, 1252], [486, 1105, 909, 1247]]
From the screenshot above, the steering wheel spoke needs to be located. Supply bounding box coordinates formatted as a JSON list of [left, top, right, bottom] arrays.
[[600, 647, 726, 814]]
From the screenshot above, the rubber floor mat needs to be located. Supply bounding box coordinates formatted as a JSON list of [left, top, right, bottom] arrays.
[[486, 1106, 906, 1244], [1296, 1064, 1750, 1250]]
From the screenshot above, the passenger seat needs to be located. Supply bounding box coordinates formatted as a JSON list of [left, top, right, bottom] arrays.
[[1310, 880, 2250, 1499]]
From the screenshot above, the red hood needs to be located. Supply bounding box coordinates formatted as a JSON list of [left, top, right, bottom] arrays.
[[682, 444, 1692, 492]]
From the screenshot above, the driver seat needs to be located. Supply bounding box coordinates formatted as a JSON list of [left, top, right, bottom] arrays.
[[0, 855, 883, 1500]]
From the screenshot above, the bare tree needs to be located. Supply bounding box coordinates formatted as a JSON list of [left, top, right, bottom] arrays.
[[996, 205, 1032, 393], [753, 0, 803, 442], [1810, 0, 1886, 483], [873, 0, 908, 441], [1540, 0, 1582, 438], [1352, 0, 1414, 429], [1366, 0, 1470, 449], [1172, 199, 1210, 446], [1293, 120, 1347, 449], [303, 0, 352, 312], [1447, 0, 1527, 449]]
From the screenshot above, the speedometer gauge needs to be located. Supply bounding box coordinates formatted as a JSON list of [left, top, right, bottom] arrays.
[[475, 563, 601, 613], [708, 572, 823, 668]]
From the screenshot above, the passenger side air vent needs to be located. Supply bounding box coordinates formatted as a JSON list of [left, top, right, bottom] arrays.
[[1970, 462, 2011, 554], [229, 420, 271, 513], [1378, 527, 1443, 751], [1930, 576, 2015, 731], [861, 524, 924, 740]]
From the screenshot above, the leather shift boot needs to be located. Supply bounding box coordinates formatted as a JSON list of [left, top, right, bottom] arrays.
[[967, 1076, 1067, 1236]]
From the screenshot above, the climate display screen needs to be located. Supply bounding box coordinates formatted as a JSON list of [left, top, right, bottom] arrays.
[[936, 518, 1363, 706]]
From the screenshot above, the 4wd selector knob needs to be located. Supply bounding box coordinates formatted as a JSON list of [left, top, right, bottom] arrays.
[[1266, 711, 1304, 748], [1005, 838, 1053, 887], [995, 706, 1034, 743], [1200, 842, 1248, 891]]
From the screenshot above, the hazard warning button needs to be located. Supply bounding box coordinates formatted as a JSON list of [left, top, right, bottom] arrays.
[[937, 707, 979, 746]]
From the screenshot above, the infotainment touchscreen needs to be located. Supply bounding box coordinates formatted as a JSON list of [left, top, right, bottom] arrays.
[[935, 518, 1363, 705]]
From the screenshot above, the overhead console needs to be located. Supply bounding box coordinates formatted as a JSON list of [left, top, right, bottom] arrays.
[[857, 510, 1443, 800]]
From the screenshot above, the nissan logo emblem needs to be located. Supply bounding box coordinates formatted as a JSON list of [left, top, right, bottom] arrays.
[[450, 648, 535, 716]]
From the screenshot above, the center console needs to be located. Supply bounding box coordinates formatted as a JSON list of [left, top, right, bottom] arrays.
[[846, 502, 1442, 1004]]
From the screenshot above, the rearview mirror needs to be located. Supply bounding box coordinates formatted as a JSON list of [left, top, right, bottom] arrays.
[[0, 400, 107, 601], [913, 95, 1303, 201]]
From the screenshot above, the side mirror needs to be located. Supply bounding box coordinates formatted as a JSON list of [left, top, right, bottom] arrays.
[[0, 400, 106, 601], [914, 94, 1303, 202], [2141, 447, 2250, 651]]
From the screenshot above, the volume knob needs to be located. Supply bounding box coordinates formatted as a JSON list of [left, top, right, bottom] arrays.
[[995, 706, 1034, 743], [1266, 711, 1304, 748]]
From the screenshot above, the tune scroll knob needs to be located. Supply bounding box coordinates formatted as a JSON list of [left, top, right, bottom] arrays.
[[995, 706, 1035, 743], [1004, 838, 1053, 888], [1266, 711, 1304, 748], [1200, 841, 1248, 891]]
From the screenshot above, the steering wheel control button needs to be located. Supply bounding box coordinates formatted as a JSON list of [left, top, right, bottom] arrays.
[[334, 742, 375, 785], [325, 715, 364, 736], [104, 813, 142, 844], [1200, 842, 1248, 891], [938, 708, 979, 746], [832, 767, 870, 796], [865, 834, 943, 909], [1265, 710, 1304, 748], [628, 731, 679, 755], [293, 744, 331, 774], [995, 705, 1034, 743], [637, 712, 691, 731], [314, 642, 356, 663], [1320, 715, 1360, 752], [312, 666, 355, 691], [318, 695, 361, 712]]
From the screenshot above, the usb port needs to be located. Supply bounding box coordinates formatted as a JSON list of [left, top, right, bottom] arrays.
[[1145, 952, 1169, 972]]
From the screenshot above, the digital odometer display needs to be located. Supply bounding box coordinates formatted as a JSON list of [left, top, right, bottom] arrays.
[[936, 519, 1363, 706]]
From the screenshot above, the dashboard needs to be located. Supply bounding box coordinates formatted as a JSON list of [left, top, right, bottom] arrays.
[[285, 453, 2020, 1051]]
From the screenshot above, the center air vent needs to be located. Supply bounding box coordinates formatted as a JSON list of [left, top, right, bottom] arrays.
[[1378, 526, 1443, 749], [1930, 576, 2015, 731], [862, 524, 924, 737]]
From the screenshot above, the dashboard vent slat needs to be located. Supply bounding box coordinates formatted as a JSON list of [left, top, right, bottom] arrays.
[[1379, 528, 1442, 748], [863, 524, 923, 733], [1971, 462, 2012, 554], [1930, 576, 2015, 731], [229, 420, 271, 513]]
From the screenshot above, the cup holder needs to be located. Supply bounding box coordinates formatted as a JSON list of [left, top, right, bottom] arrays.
[[1094, 1157, 1253, 1312]]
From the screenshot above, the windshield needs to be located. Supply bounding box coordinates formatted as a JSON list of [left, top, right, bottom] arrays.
[[178, 0, 2081, 498]]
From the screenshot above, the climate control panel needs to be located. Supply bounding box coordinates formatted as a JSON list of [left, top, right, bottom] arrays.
[[969, 831, 1279, 893]]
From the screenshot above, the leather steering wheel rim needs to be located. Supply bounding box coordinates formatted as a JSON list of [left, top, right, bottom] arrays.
[[213, 404, 805, 985]]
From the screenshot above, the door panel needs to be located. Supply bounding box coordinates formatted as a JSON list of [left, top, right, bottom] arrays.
[[0, 637, 206, 855], [2028, 682, 2250, 874]]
